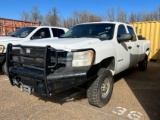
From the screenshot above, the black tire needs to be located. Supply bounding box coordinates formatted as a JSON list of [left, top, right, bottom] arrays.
[[87, 68, 114, 107], [2, 62, 8, 75], [138, 55, 148, 71]]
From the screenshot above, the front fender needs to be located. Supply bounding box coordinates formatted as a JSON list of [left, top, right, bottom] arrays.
[[92, 42, 116, 64]]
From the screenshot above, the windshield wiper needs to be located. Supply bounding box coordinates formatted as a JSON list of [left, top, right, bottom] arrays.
[[81, 36, 100, 39]]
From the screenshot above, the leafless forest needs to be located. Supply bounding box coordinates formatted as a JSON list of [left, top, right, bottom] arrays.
[[21, 6, 160, 28]]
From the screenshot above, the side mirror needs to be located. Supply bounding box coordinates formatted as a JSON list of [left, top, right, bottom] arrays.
[[117, 34, 132, 42]]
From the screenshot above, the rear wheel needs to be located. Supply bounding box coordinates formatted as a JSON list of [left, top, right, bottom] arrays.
[[138, 55, 148, 71], [87, 68, 113, 107]]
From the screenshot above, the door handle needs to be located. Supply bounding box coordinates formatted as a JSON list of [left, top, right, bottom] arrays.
[[137, 45, 140, 47], [128, 46, 132, 49]]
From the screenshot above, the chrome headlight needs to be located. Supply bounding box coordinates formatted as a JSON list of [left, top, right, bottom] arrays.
[[72, 50, 94, 67], [0, 45, 4, 53]]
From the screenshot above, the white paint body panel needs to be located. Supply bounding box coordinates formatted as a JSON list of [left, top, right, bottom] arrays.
[[19, 22, 151, 75], [0, 26, 69, 53]]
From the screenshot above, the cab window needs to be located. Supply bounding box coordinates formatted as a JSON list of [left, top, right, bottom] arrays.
[[31, 28, 51, 40], [127, 26, 137, 41], [117, 25, 127, 37], [52, 28, 65, 37]]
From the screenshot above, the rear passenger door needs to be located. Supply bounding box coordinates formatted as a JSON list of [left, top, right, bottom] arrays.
[[127, 26, 140, 66]]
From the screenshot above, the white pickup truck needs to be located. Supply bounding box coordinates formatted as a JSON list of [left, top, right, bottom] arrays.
[[0, 26, 68, 73], [6, 22, 150, 107]]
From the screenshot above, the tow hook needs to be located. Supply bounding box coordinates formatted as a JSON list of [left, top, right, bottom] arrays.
[[20, 83, 34, 95]]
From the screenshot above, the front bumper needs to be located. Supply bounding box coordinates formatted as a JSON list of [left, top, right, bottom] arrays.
[[9, 65, 97, 95], [0, 53, 5, 63], [6, 44, 97, 96]]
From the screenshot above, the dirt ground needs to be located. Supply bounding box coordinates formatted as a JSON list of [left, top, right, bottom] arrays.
[[0, 62, 160, 120]]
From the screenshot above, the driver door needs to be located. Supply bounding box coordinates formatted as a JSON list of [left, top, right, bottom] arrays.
[[31, 28, 52, 40], [115, 24, 131, 74]]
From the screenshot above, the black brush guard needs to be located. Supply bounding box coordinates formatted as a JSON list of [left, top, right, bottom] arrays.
[[6, 44, 97, 96]]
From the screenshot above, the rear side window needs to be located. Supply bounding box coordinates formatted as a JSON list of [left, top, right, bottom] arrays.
[[31, 28, 51, 39], [52, 28, 65, 37], [117, 25, 127, 37], [127, 26, 137, 41], [127, 26, 135, 35]]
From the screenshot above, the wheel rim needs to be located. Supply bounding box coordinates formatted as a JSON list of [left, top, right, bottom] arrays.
[[101, 78, 110, 99]]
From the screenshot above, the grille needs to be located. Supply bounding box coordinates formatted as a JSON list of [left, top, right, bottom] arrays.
[[50, 50, 68, 57], [11, 47, 68, 73], [21, 47, 44, 57]]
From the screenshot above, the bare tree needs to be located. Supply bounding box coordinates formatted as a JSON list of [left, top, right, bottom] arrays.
[[117, 7, 127, 22], [44, 7, 61, 26], [128, 13, 137, 22], [62, 18, 75, 29], [21, 11, 29, 21], [20, 6, 43, 23], [158, 5, 160, 20], [135, 13, 142, 22], [152, 5, 160, 20], [152, 11, 159, 20], [30, 6, 43, 23], [141, 11, 149, 21], [20, 4, 160, 27], [106, 8, 115, 21], [80, 11, 103, 23], [62, 10, 103, 28]]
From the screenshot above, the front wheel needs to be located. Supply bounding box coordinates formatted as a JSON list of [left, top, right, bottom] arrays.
[[87, 68, 114, 107], [138, 55, 148, 71]]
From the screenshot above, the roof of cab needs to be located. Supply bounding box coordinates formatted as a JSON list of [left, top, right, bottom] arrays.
[[77, 21, 131, 26], [23, 26, 69, 31]]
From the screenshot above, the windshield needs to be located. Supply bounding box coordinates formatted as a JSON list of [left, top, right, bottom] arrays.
[[61, 23, 115, 40], [8, 27, 37, 38]]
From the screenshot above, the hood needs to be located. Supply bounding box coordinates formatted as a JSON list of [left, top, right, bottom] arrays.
[[0, 36, 24, 53], [22, 38, 101, 51], [0, 36, 23, 42]]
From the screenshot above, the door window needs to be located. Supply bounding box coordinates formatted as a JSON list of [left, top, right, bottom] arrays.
[[127, 26, 137, 41], [117, 25, 128, 42], [117, 25, 127, 37], [127, 26, 135, 35], [31, 28, 51, 40], [52, 28, 65, 37]]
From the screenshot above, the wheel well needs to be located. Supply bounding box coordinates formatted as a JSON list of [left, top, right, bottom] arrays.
[[99, 57, 115, 72], [146, 48, 150, 56]]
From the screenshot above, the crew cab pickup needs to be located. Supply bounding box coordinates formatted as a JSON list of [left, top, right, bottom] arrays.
[[0, 26, 68, 73], [6, 22, 150, 107]]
